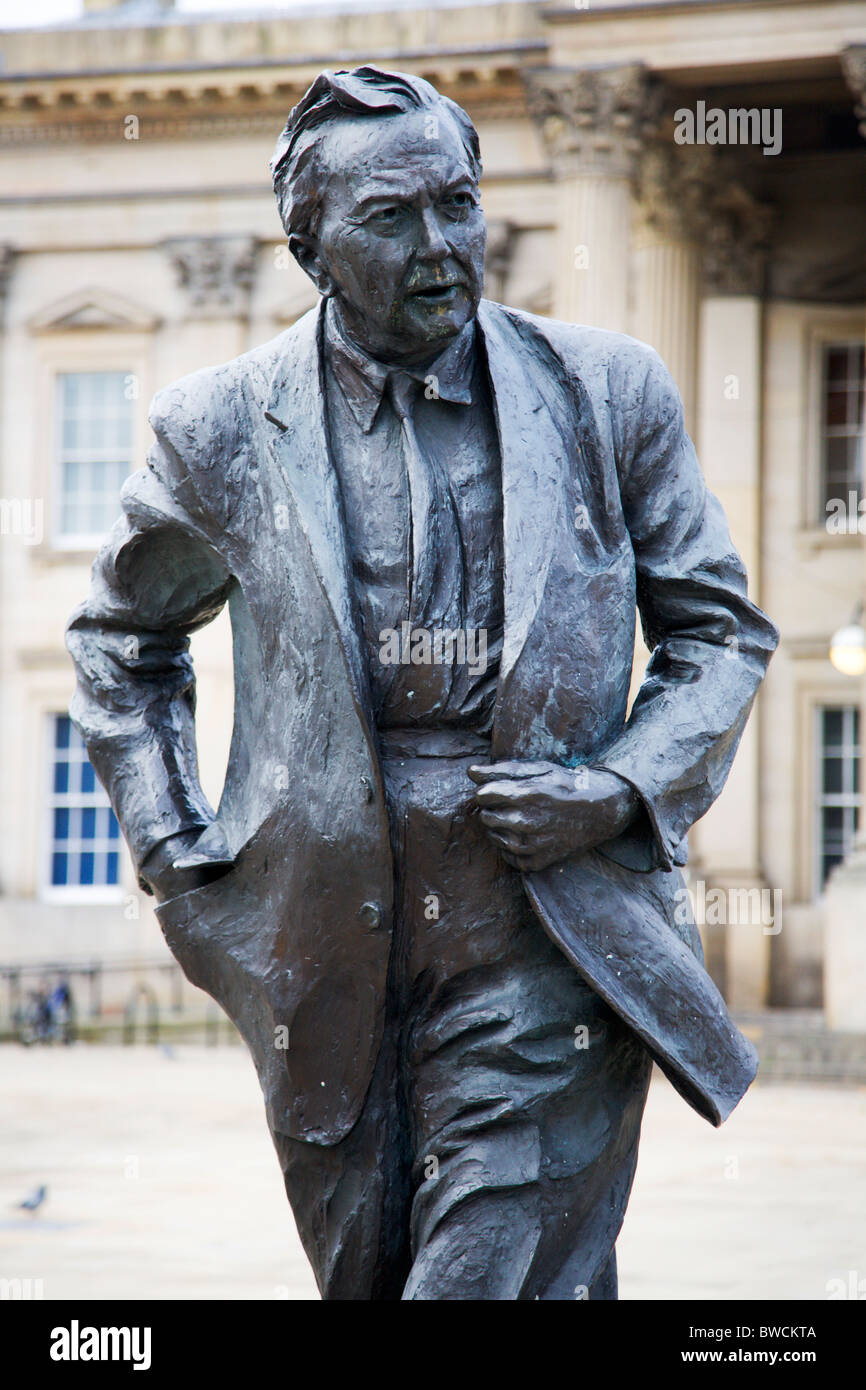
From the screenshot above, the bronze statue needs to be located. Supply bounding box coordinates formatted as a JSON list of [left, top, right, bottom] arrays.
[[67, 66, 779, 1299]]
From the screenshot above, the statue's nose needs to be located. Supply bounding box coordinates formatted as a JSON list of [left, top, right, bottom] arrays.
[[416, 206, 451, 259]]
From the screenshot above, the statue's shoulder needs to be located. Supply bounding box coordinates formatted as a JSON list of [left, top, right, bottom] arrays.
[[482, 300, 671, 409], [147, 311, 313, 464], [143, 311, 316, 526]]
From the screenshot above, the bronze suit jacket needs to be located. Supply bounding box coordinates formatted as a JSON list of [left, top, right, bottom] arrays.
[[66, 298, 779, 1143]]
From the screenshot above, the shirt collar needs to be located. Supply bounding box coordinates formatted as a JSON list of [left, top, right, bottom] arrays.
[[324, 298, 476, 433]]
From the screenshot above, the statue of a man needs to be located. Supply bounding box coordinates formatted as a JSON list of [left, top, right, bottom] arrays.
[[67, 66, 778, 1300]]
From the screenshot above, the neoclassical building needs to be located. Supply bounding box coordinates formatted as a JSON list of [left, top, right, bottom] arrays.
[[0, 0, 864, 1028]]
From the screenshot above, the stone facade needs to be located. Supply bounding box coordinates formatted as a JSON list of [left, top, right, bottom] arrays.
[[0, 0, 864, 1025]]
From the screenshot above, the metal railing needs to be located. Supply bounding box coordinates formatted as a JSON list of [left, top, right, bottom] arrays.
[[0, 958, 239, 1046]]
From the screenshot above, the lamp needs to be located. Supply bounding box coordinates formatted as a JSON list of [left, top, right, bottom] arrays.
[[830, 603, 866, 676]]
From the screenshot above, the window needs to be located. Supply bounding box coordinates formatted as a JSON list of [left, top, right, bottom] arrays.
[[819, 342, 864, 520], [47, 714, 122, 898], [55, 371, 134, 545], [815, 706, 861, 892]]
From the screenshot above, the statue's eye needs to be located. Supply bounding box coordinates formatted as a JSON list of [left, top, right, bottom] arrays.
[[367, 205, 405, 232], [440, 192, 473, 217]]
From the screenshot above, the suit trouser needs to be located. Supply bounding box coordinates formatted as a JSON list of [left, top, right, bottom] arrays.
[[271, 740, 653, 1300]]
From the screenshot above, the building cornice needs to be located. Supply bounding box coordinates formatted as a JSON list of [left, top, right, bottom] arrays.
[[541, 0, 846, 19], [0, 41, 544, 146], [0, 38, 548, 85]]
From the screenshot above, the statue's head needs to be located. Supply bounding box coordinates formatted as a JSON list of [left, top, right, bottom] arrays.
[[271, 66, 486, 364]]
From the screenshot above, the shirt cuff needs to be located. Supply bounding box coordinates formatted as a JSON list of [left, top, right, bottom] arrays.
[[589, 764, 677, 873]]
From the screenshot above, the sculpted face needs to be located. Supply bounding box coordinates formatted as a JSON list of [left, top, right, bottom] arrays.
[[291, 108, 486, 365]]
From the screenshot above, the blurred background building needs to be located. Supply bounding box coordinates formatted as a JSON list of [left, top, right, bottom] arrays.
[[0, 0, 864, 1045]]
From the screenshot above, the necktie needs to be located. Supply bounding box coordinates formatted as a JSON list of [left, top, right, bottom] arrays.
[[386, 371, 464, 710], [386, 371, 464, 629]]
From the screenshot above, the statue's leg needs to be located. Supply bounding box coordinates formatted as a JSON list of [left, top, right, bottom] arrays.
[[402, 997, 650, 1300], [270, 956, 415, 1301], [380, 750, 652, 1301], [588, 1249, 618, 1300]]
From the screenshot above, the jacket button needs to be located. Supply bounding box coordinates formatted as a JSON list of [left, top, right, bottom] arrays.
[[360, 775, 374, 803], [358, 901, 383, 930]]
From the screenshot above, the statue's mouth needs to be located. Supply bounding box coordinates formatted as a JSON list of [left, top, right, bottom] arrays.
[[409, 283, 463, 304]]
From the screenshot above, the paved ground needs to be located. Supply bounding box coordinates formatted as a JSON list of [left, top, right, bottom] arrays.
[[1, 1044, 864, 1301]]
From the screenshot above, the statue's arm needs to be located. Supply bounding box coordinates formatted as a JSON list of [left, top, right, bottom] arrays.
[[65, 437, 233, 891], [594, 350, 780, 872]]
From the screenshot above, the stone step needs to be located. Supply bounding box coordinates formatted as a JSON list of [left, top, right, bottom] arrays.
[[736, 1011, 866, 1083]]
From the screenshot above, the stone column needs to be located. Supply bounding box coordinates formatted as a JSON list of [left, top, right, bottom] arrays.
[[159, 235, 258, 384], [630, 145, 712, 438], [693, 182, 773, 1009], [483, 220, 517, 304], [823, 48, 866, 1031], [524, 64, 660, 331]]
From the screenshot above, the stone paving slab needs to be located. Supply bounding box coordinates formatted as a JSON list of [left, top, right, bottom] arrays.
[[1, 1045, 863, 1301]]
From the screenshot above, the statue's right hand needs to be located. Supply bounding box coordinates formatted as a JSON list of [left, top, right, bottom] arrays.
[[140, 826, 234, 902]]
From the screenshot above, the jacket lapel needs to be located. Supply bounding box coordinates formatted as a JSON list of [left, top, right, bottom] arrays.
[[477, 301, 569, 715], [264, 301, 373, 728]]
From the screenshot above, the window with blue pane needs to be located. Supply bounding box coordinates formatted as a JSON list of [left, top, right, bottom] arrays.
[[49, 714, 121, 890]]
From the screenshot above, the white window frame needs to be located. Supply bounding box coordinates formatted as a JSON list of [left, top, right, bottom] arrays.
[[30, 336, 149, 560], [813, 703, 861, 900], [805, 314, 865, 534], [41, 712, 124, 905], [52, 368, 137, 551]]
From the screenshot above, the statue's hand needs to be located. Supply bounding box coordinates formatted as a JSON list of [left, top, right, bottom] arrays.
[[139, 824, 234, 902], [467, 760, 638, 873]]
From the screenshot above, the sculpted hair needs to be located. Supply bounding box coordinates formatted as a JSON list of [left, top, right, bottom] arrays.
[[270, 65, 482, 239]]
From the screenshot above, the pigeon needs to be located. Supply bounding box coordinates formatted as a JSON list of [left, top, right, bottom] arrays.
[[17, 1184, 47, 1214]]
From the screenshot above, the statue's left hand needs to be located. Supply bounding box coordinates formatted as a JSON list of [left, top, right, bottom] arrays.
[[467, 761, 638, 872]]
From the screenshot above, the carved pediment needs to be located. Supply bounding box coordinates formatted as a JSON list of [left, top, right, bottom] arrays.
[[28, 288, 161, 334]]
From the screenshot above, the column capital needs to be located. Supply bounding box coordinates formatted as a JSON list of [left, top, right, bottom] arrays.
[[163, 235, 258, 318], [841, 45, 866, 141], [635, 143, 715, 245], [523, 63, 663, 179], [701, 180, 774, 297], [636, 141, 772, 296]]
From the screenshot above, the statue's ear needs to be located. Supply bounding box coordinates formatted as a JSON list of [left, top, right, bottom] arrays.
[[288, 234, 335, 297]]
